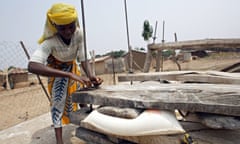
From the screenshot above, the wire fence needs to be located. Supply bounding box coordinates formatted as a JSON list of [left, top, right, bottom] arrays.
[[0, 41, 116, 131], [0, 41, 50, 130]]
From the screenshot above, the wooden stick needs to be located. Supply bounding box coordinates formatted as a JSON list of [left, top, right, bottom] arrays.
[[20, 41, 51, 103]]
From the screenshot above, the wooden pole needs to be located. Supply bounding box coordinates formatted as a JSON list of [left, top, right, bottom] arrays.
[[174, 32, 178, 42], [4, 70, 10, 90], [80, 0, 88, 67], [124, 0, 133, 74], [173, 33, 181, 71], [156, 21, 165, 72], [143, 46, 152, 73], [162, 21, 165, 43], [90, 50, 95, 76], [20, 41, 51, 103], [80, 0, 93, 111], [111, 51, 116, 85], [160, 21, 165, 71], [153, 21, 158, 44]]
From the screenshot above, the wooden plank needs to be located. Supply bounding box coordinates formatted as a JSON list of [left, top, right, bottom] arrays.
[[72, 83, 240, 116], [70, 107, 92, 125], [221, 62, 240, 72], [180, 122, 240, 144], [117, 71, 240, 84], [196, 113, 240, 129], [149, 38, 240, 51], [79, 119, 240, 144], [205, 70, 240, 77], [177, 74, 240, 84], [75, 127, 137, 144]]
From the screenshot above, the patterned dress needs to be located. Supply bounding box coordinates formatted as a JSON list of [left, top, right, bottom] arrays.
[[47, 56, 80, 127]]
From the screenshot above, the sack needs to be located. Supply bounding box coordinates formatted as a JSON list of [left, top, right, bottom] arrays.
[[97, 106, 143, 119], [82, 109, 185, 136]]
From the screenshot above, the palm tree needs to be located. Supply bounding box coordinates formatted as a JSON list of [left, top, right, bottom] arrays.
[[142, 20, 153, 42]]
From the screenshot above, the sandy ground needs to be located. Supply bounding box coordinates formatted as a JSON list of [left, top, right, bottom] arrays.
[[0, 74, 115, 144], [0, 52, 239, 143], [0, 113, 71, 144], [0, 112, 86, 144]]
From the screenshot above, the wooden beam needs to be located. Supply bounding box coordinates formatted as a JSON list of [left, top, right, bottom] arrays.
[[143, 48, 153, 72], [155, 50, 162, 72], [143, 39, 240, 72], [149, 38, 240, 51], [72, 83, 240, 116], [117, 71, 240, 84]]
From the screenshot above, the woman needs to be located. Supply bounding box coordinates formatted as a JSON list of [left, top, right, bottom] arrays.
[[28, 3, 102, 144]]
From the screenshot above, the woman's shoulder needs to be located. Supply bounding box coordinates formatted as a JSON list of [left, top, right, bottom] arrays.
[[41, 35, 59, 47], [75, 27, 83, 35], [73, 27, 83, 42]]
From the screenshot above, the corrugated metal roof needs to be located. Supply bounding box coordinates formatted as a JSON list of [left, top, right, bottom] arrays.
[[91, 55, 112, 63], [8, 68, 28, 74]]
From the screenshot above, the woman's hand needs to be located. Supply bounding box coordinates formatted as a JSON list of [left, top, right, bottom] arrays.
[[89, 76, 103, 87], [68, 72, 92, 87], [69, 72, 103, 88]]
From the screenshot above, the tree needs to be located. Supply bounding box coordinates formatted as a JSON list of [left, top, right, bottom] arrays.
[[134, 47, 146, 52], [104, 50, 127, 58], [142, 20, 153, 41]]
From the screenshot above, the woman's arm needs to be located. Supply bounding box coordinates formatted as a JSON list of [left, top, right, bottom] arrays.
[[28, 61, 90, 84], [81, 60, 103, 86], [81, 60, 94, 78], [28, 61, 70, 77]]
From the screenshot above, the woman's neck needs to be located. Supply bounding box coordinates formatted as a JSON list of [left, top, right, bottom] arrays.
[[60, 36, 71, 45], [59, 35, 71, 45]]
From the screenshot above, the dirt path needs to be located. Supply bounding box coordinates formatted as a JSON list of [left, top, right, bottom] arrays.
[[0, 85, 50, 130]]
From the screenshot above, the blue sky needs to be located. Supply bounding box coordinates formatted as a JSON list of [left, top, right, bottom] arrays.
[[0, 0, 240, 56]]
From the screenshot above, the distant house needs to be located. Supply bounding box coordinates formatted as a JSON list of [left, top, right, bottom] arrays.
[[8, 68, 28, 83], [0, 68, 28, 89], [0, 72, 6, 87], [177, 50, 208, 61], [104, 57, 126, 74], [124, 50, 147, 71], [88, 50, 148, 75], [88, 55, 111, 75], [88, 55, 127, 75]]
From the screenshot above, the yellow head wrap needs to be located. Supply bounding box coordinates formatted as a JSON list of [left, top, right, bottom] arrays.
[[38, 3, 79, 44]]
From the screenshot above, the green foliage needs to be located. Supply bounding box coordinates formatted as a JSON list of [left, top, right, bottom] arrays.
[[142, 20, 153, 41], [151, 50, 175, 58], [103, 50, 127, 58], [8, 66, 16, 71], [140, 47, 146, 51], [134, 47, 146, 52], [162, 50, 175, 58], [95, 54, 102, 58]]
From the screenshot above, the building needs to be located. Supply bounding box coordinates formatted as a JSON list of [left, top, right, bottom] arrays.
[[124, 50, 148, 72]]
